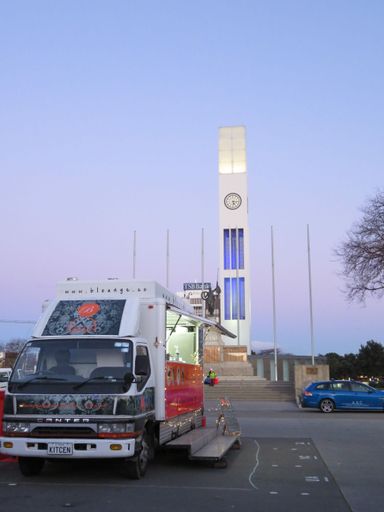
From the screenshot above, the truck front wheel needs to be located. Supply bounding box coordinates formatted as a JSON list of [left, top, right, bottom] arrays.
[[18, 457, 45, 476], [121, 431, 151, 479]]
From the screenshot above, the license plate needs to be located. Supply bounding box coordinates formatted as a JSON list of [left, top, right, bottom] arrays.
[[47, 442, 73, 456]]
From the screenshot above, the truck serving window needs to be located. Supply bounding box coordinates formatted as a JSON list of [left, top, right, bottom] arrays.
[[166, 312, 198, 365]]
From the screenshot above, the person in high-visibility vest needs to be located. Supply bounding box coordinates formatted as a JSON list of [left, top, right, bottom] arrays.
[[207, 368, 217, 386]]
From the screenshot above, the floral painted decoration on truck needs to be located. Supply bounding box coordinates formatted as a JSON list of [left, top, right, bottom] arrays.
[[42, 300, 126, 336]]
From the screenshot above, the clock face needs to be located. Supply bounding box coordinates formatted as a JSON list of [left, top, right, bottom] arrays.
[[224, 193, 242, 210]]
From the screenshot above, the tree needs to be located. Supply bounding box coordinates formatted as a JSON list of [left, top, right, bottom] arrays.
[[325, 352, 359, 379], [5, 338, 27, 353], [343, 353, 360, 379], [357, 340, 384, 378], [336, 190, 384, 301], [325, 352, 345, 379]]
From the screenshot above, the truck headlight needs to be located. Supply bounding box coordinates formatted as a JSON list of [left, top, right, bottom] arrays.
[[3, 422, 31, 434], [98, 423, 134, 434]]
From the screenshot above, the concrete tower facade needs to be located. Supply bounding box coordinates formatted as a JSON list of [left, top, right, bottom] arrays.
[[218, 126, 251, 353]]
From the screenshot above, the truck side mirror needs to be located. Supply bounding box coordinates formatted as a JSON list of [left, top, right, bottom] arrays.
[[135, 355, 149, 376]]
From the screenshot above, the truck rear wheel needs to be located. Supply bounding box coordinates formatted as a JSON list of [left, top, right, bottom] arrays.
[[121, 431, 151, 479], [18, 457, 45, 476]]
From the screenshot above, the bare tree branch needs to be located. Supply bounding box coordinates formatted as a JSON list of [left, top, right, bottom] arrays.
[[335, 190, 384, 301]]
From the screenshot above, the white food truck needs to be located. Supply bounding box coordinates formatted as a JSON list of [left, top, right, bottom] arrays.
[[0, 279, 237, 478]]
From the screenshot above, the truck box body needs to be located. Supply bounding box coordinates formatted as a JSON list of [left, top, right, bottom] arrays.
[[0, 280, 231, 477], [31, 280, 204, 422]]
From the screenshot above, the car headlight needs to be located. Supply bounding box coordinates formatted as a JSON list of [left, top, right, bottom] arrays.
[[97, 423, 134, 434], [3, 422, 31, 434]]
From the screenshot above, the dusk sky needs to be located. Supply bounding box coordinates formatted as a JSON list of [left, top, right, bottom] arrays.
[[1, 1, 383, 356]]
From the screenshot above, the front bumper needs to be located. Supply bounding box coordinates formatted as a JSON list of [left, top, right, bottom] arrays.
[[0, 436, 136, 459]]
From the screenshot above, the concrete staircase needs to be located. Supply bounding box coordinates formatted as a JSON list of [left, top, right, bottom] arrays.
[[204, 377, 295, 401]]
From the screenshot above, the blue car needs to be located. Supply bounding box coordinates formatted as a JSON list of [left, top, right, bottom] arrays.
[[301, 380, 384, 413]]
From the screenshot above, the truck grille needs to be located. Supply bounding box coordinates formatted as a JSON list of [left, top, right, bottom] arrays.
[[31, 427, 97, 439]]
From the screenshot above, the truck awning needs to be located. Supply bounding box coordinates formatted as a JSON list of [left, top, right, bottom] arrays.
[[167, 305, 236, 339]]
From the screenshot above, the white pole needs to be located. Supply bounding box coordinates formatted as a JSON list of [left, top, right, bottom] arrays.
[[201, 228, 205, 317], [271, 226, 278, 381], [166, 229, 170, 289], [236, 227, 240, 345], [132, 230, 136, 279], [307, 224, 315, 365]]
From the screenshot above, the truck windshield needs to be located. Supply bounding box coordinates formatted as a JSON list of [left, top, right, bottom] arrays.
[[10, 338, 133, 391]]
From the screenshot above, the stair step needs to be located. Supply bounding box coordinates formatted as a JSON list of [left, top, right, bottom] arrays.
[[204, 380, 294, 401], [190, 434, 239, 460], [166, 427, 217, 454]]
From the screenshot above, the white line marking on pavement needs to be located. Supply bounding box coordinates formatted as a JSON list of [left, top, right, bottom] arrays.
[[305, 476, 320, 482], [248, 439, 261, 490]]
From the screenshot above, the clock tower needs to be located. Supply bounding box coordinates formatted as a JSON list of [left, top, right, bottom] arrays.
[[218, 126, 251, 353]]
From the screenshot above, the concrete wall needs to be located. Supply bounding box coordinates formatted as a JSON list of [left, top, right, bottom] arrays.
[[294, 364, 330, 404], [249, 354, 327, 381]]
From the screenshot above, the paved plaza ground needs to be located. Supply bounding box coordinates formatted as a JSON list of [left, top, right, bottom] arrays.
[[1, 400, 383, 511]]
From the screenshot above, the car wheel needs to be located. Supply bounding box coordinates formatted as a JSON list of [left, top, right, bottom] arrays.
[[320, 398, 335, 413], [18, 457, 45, 476]]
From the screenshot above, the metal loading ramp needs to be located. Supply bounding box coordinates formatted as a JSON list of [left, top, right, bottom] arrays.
[[165, 398, 241, 462]]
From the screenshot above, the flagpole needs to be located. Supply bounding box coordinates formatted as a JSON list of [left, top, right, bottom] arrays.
[[166, 229, 170, 289], [307, 224, 315, 365], [132, 230, 136, 279], [201, 227, 205, 317], [271, 226, 278, 381]]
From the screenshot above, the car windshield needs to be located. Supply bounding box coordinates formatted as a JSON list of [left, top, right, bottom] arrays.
[[10, 338, 133, 392]]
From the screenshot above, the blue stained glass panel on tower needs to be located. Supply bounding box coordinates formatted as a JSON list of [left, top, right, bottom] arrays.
[[231, 277, 238, 319], [223, 229, 230, 270], [231, 229, 237, 269], [238, 229, 244, 269], [239, 277, 245, 319], [229, 278, 245, 320], [224, 278, 231, 320]]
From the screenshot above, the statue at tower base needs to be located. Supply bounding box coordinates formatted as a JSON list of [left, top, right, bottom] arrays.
[[202, 290, 253, 376], [203, 340, 254, 376]]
